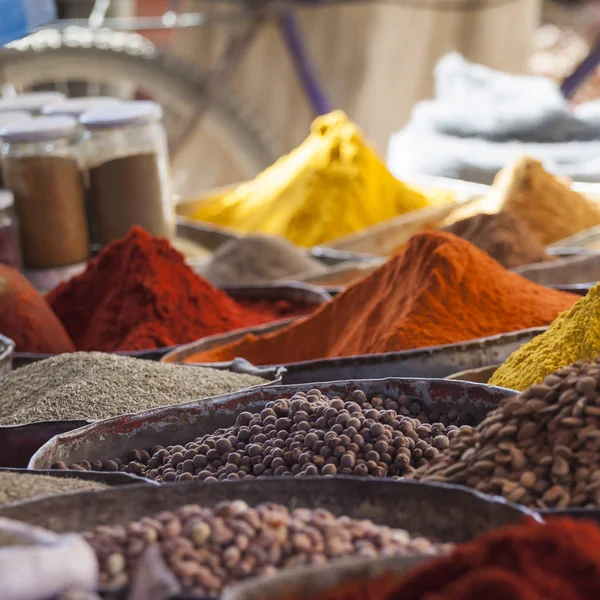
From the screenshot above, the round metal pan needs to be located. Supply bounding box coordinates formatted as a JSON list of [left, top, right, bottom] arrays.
[[0, 362, 282, 469], [28, 378, 515, 471], [164, 328, 545, 384], [222, 555, 434, 600], [0, 467, 157, 488], [0, 333, 14, 376], [13, 282, 331, 369], [445, 364, 501, 384], [0, 477, 541, 543]]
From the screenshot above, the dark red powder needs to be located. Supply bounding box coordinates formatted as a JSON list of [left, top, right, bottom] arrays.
[[47, 227, 311, 351]]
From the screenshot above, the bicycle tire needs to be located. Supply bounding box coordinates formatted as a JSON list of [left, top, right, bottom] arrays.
[[0, 27, 276, 196]]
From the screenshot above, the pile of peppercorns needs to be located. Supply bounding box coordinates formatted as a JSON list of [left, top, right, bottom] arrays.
[[54, 389, 475, 482]]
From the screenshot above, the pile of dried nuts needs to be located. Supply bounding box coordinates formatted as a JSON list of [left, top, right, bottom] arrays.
[[53, 389, 475, 482], [84, 500, 450, 596], [416, 358, 600, 509]]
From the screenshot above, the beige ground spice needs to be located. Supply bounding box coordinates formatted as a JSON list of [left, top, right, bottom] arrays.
[[0, 353, 265, 425], [0, 472, 107, 508]]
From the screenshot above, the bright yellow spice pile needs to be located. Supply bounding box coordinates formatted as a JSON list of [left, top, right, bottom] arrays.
[[490, 284, 600, 391], [189, 111, 433, 247]]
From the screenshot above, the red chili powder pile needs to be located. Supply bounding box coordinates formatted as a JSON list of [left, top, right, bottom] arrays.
[[185, 231, 578, 365], [47, 227, 311, 352]]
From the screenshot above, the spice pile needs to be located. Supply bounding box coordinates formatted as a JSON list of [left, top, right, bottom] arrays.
[[0, 472, 106, 507], [201, 235, 327, 285], [84, 500, 449, 594], [443, 212, 552, 269], [0, 353, 265, 425], [56, 388, 475, 480], [417, 356, 600, 509], [183, 231, 578, 365], [490, 283, 600, 391], [491, 155, 600, 245], [0, 264, 75, 353], [186, 111, 434, 247], [46, 227, 313, 352], [307, 518, 600, 600]]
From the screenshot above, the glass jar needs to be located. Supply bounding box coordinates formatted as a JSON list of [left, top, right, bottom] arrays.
[[0, 92, 66, 116], [0, 116, 90, 269], [0, 189, 21, 270], [80, 100, 175, 245], [0, 111, 32, 188]]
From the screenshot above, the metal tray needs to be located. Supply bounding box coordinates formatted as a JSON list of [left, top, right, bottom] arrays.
[[164, 327, 545, 384], [222, 555, 433, 600], [0, 467, 158, 488], [445, 364, 501, 384], [539, 508, 600, 522], [178, 217, 380, 266], [0, 361, 282, 469], [549, 224, 600, 250], [28, 378, 514, 470], [0, 477, 540, 542], [0, 333, 14, 376], [13, 283, 331, 369], [513, 252, 600, 287]]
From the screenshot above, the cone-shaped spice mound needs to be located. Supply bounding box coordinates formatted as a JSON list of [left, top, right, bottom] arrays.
[[47, 227, 309, 352], [416, 356, 600, 509], [493, 155, 600, 245], [0, 264, 74, 353], [490, 284, 600, 391], [185, 231, 578, 365]]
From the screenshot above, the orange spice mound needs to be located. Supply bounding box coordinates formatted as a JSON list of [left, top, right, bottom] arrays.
[[0, 265, 75, 353], [184, 231, 578, 365]]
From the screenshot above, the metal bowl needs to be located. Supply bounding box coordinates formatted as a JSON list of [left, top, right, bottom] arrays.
[[445, 364, 502, 385], [164, 327, 546, 383], [14, 282, 331, 369], [0, 361, 281, 469], [222, 554, 433, 600], [0, 477, 540, 542], [0, 467, 158, 489], [0, 333, 14, 376], [28, 378, 514, 470]]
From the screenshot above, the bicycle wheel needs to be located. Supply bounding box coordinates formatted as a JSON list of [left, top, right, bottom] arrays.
[[0, 27, 276, 198]]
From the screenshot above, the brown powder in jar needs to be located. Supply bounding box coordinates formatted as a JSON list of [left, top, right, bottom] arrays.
[[3, 155, 89, 269], [443, 212, 553, 269], [88, 152, 173, 245]]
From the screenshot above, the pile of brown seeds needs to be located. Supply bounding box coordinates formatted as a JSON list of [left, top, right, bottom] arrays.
[[415, 358, 600, 509], [0, 353, 265, 425], [0, 472, 107, 507], [84, 500, 450, 596], [56, 389, 476, 481]]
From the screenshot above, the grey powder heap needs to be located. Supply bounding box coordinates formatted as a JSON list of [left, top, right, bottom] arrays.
[[0, 472, 107, 507], [0, 353, 265, 425], [202, 234, 327, 285]]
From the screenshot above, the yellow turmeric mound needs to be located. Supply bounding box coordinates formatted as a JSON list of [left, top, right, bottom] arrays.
[[490, 284, 600, 391], [492, 155, 600, 246], [189, 111, 432, 247]]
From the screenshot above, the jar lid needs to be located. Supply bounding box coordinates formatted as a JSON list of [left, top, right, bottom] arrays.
[[80, 100, 163, 130], [0, 111, 32, 127], [0, 189, 14, 211], [41, 96, 121, 118], [0, 92, 66, 113], [0, 116, 78, 143]]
